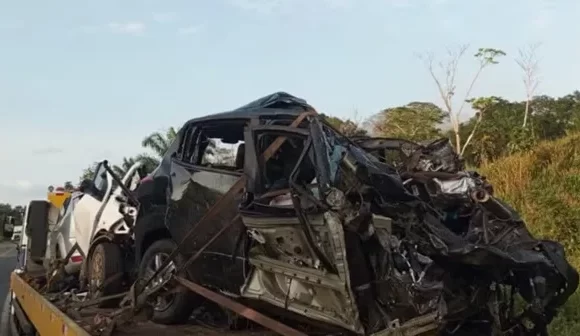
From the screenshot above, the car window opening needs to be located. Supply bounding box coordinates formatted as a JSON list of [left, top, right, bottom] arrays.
[[186, 121, 246, 173]]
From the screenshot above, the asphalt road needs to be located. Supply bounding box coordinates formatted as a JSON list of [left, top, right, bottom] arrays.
[[0, 241, 17, 300]]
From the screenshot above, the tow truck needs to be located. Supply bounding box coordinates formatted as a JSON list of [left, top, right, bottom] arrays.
[[1, 92, 576, 336]]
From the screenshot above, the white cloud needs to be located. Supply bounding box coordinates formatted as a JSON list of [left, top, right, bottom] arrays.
[[153, 12, 178, 23], [177, 25, 204, 35], [107, 22, 146, 35]]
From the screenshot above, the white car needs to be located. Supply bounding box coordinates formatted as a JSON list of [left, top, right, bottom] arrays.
[[41, 160, 144, 279], [71, 160, 144, 300], [44, 191, 85, 275], [73, 160, 143, 258]]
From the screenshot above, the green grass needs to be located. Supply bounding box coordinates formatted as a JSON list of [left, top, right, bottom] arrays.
[[480, 133, 580, 336]]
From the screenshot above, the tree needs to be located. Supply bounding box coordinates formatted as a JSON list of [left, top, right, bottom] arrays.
[[371, 102, 446, 141], [112, 154, 160, 177], [515, 42, 541, 128], [64, 181, 75, 191], [321, 113, 368, 137], [532, 92, 580, 138], [457, 97, 518, 164], [142, 127, 179, 158], [79, 162, 98, 183], [418, 45, 506, 153], [0, 203, 25, 226], [461, 96, 501, 156]]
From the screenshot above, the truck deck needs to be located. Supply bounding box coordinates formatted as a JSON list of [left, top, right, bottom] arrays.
[[9, 271, 277, 336]]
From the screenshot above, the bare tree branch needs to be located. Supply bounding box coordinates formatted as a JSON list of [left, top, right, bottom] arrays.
[[417, 45, 505, 154], [515, 42, 542, 128], [461, 110, 484, 156]]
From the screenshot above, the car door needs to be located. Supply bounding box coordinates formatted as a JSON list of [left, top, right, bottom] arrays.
[[52, 194, 73, 235], [72, 162, 114, 255], [166, 119, 248, 293], [55, 193, 82, 256], [46, 195, 72, 259], [237, 123, 364, 331], [94, 160, 145, 235]]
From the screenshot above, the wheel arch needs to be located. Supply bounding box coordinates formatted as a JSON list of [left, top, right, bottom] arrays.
[[134, 208, 171, 265]]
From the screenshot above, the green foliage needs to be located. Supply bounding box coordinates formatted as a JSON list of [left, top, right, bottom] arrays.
[[78, 126, 178, 182], [0, 203, 24, 226], [112, 154, 160, 177], [141, 126, 179, 157], [372, 102, 446, 141], [320, 114, 368, 137], [459, 91, 580, 165], [64, 181, 75, 191], [79, 162, 98, 183], [474, 47, 506, 65]]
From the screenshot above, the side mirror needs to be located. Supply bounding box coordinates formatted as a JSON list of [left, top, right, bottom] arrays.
[[79, 179, 94, 193]]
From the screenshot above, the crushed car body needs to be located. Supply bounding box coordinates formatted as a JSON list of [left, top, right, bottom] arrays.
[[134, 92, 578, 336]]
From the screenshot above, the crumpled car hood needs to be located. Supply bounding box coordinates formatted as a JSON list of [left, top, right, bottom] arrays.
[[348, 136, 579, 335]]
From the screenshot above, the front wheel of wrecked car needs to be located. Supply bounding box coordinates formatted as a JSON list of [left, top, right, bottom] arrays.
[[137, 239, 200, 325], [87, 241, 125, 308]]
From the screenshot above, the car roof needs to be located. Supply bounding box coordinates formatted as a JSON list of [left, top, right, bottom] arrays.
[[182, 92, 315, 127]]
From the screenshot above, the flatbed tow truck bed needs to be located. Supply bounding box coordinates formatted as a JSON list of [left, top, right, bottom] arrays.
[[8, 272, 277, 336]]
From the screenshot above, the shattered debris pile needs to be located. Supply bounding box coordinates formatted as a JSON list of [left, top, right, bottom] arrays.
[[342, 135, 579, 335], [74, 93, 577, 336]]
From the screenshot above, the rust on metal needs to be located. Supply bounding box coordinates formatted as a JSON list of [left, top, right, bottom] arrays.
[[11, 272, 91, 336], [174, 276, 308, 336]]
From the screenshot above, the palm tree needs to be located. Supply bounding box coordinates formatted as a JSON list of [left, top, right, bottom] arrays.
[[141, 127, 179, 158], [112, 154, 160, 177]]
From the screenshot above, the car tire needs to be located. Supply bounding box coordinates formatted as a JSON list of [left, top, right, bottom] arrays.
[[87, 241, 124, 307], [138, 239, 200, 325]]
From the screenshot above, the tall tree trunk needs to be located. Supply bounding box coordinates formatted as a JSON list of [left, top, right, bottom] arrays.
[[455, 130, 462, 154], [522, 100, 530, 128]]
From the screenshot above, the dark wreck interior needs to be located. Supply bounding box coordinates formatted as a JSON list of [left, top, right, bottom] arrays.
[[236, 117, 578, 335], [138, 93, 578, 336]]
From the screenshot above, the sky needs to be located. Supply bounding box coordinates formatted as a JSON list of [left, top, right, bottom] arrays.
[[0, 0, 579, 205]]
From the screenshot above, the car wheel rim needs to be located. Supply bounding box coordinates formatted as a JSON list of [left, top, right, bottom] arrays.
[[145, 252, 176, 311], [89, 247, 104, 298]]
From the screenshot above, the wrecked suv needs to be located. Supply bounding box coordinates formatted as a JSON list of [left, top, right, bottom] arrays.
[[133, 92, 578, 335]]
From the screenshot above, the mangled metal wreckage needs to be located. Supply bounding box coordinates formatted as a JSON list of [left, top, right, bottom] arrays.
[[139, 93, 578, 336]]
